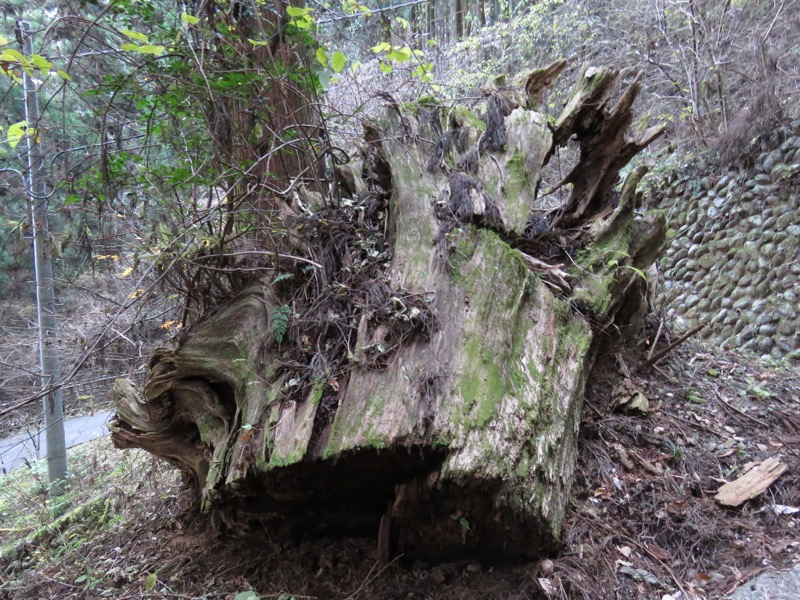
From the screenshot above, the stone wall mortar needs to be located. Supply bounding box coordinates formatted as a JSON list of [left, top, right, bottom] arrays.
[[654, 121, 800, 360]]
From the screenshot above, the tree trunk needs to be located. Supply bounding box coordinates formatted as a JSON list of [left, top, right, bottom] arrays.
[[427, 0, 436, 43], [450, 0, 463, 41], [112, 61, 666, 562]]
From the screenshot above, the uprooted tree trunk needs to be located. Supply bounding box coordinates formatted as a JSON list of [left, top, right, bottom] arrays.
[[111, 61, 666, 562]]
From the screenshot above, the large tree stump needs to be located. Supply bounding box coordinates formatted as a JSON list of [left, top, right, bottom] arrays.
[[111, 62, 666, 561]]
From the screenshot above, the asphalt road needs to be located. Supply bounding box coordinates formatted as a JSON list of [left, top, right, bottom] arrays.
[[726, 563, 800, 600], [0, 410, 113, 474]]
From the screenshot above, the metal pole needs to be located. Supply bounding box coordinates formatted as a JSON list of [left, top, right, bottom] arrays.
[[15, 20, 68, 495]]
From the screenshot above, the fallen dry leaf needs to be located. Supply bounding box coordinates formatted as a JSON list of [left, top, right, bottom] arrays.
[[617, 545, 633, 558], [647, 543, 670, 561]]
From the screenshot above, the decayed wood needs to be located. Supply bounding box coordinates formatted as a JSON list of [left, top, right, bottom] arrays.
[[549, 65, 666, 226], [111, 61, 666, 561], [715, 457, 788, 507], [513, 59, 569, 109]]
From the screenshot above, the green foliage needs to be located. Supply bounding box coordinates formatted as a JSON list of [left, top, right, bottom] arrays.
[[607, 251, 648, 282], [272, 272, 294, 284], [370, 42, 432, 81], [271, 306, 292, 347], [144, 572, 158, 591], [3, 121, 33, 149]]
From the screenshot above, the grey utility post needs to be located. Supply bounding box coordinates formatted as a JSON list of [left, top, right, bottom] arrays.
[[15, 20, 68, 495]]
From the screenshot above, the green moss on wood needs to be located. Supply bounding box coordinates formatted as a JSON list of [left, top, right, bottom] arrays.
[[450, 104, 487, 133]]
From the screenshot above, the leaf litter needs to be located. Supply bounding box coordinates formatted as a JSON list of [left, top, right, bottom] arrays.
[[0, 336, 798, 599]]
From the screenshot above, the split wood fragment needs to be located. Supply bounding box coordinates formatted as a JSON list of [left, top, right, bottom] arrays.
[[715, 456, 788, 507]]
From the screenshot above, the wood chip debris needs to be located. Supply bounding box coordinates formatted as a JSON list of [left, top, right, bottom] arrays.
[[715, 456, 788, 507]]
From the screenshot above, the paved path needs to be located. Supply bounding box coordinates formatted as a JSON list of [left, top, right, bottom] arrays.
[[726, 563, 800, 600], [0, 411, 113, 473]]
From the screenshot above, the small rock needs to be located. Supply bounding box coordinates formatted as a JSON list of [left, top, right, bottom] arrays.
[[742, 339, 759, 352], [762, 149, 784, 172], [738, 327, 757, 342], [754, 173, 772, 185], [758, 324, 777, 336], [757, 336, 775, 352], [756, 311, 780, 325]]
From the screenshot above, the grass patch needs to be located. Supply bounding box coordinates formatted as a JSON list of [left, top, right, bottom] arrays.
[[0, 437, 180, 595]]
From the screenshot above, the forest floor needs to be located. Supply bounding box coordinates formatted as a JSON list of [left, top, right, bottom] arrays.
[[0, 335, 798, 600]]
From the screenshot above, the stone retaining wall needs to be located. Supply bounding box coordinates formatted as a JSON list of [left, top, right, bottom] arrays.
[[655, 122, 800, 360]]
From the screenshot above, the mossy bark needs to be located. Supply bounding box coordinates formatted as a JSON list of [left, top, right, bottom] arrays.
[[111, 61, 665, 562]]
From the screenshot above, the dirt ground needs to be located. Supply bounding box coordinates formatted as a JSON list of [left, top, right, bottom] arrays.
[[1, 334, 798, 599]]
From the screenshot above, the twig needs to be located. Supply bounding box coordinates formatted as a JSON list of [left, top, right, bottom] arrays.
[[715, 391, 770, 428], [646, 318, 664, 363], [723, 566, 772, 597], [345, 555, 403, 599], [644, 322, 706, 367], [629, 537, 688, 599], [584, 399, 605, 419], [667, 413, 731, 440]]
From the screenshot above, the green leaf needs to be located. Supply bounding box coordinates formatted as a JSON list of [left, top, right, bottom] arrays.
[[180, 13, 200, 25], [0, 49, 29, 67], [6, 121, 30, 149], [386, 50, 410, 63], [271, 306, 292, 348], [272, 272, 294, 283], [145, 573, 157, 592], [233, 591, 260, 600], [120, 29, 149, 43], [293, 18, 314, 30], [371, 42, 390, 53], [56, 69, 72, 81], [379, 62, 393, 74], [628, 266, 647, 281], [121, 43, 166, 56], [315, 47, 328, 68], [286, 6, 311, 17], [30, 54, 52, 76], [0, 49, 32, 76], [64, 194, 82, 206], [748, 385, 771, 399], [331, 51, 346, 73]]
